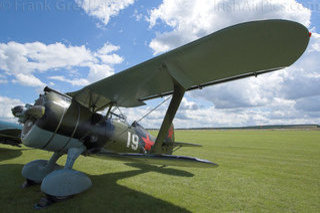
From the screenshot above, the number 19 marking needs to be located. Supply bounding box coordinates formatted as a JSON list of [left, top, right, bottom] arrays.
[[127, 132, 139, 150]]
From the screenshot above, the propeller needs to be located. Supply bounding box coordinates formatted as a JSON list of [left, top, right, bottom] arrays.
[[12, 104, 45, 124]]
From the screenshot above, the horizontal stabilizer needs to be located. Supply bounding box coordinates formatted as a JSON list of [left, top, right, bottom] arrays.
[[174, 142, 202, 147], [92, 149, 217, 168]]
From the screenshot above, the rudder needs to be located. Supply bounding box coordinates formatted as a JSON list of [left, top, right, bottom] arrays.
[[165, 124, 175, 143], [160, 124, 175, 154]]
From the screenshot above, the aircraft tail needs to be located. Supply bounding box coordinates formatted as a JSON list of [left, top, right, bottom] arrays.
[[153, 123, 175, 154], [164, 124, 203, 150], [164, 124, 175, 143]]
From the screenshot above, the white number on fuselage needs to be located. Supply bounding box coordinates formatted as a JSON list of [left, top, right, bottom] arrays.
[[127, 132, 139, 150]]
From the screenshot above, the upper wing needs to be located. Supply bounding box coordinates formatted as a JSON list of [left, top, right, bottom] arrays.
[[0, 120, 22, 147], [68, 19, 310, 109]]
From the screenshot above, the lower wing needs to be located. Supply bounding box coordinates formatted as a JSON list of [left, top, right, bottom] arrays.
[[92, 149, 217, 168]]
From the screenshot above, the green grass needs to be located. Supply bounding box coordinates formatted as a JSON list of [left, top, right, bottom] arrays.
[[0, 130, 320, 212]]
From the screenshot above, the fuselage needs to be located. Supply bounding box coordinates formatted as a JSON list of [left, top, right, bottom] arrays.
[[20, 88, 173, 155]]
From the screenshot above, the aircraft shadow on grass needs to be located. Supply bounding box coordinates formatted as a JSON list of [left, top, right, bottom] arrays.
[[0, 148, 23, 161], [0, 163, 193, 212]]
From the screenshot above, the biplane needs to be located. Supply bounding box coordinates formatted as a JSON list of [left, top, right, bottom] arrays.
[[0, 20, 311, 207]]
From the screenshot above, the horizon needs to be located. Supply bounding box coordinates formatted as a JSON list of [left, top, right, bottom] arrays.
[[147, 123, 320, 130]]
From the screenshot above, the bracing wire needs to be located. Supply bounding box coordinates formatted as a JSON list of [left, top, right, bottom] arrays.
[[112, 97, 171, 138], [136, 97, 171, 123]]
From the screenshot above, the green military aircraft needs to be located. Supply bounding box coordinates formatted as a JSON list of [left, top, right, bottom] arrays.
[[0, 20, 311, 207]]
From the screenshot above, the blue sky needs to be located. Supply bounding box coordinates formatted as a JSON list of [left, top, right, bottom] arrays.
[[0, 0, 319, 128], [0, 0, 161, 100]]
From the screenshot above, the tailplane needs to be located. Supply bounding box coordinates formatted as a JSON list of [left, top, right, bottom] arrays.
[[154, 124, 202, 154]]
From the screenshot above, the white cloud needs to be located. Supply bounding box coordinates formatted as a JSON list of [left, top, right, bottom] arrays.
[[295, 96, 320, 113], [95, 44, 124, 64], [48, 76, 90, 87], [121, 0, 320, 128], [13, 73, 46, 88], [98, 54, 123, 64], [280, 33, 320, 100], [133, 9, 143, 21], [0, 96, 23, 122], [75, 0, 135, 25], [148, 0, 311, 55], [120, 95, 319, 128], [86, 63, 114, 82], [0, 42, 94, 74], [0, 41, 124, 88], [310, 32, 320, 52], [97, 43, 120, 54]]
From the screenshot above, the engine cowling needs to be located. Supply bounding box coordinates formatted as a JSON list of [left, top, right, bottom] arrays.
[[13, 87, 110, 153]]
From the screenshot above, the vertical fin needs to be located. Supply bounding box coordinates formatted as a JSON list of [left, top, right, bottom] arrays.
[[165, 124, 175, 143]]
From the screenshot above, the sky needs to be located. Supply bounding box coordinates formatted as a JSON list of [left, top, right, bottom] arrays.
[[0, 0, 319, 128]]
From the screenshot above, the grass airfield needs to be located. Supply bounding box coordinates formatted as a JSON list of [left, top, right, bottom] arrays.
[[0, 130, 319, 212]]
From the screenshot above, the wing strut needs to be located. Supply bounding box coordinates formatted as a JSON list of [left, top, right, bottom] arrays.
[[152, 63, 188, 154]]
